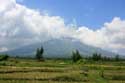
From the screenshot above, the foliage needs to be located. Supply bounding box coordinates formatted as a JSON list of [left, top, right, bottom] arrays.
[[0, 54, 9, 61], [92, 52, 102, 61], [36, 46, 44, 61], [72, 50, 82, 63], [0, 58, 125, 83], [115, 54, 120, 61], [100, 68, 104, 78]]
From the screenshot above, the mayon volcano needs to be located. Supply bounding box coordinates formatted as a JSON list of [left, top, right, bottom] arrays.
[[2, 37, 115, 58]]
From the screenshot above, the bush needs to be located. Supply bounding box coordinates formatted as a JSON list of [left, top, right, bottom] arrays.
[[0, 62, 6, 66], [0, 54, 9, 61], [112, 75, 125, 80], [100, 68, 104, 78]]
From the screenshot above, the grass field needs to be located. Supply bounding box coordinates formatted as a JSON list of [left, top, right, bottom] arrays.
[[0, 58, 125, 83]]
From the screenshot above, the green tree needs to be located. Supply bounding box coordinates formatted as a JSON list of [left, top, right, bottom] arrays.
[[115, 54, 120, 61], [92, 52, 101, 61], [0, 54, 9, 61], [72, 50, 82, 63], [36, 46, 44, 61]]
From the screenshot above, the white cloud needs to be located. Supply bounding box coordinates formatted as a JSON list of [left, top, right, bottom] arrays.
[[0, 0, 15, 13], [0, 0, 72, 50], [0, 47, 8, 52], [0, 0, 125, 55], [75, 17, 125, 54]]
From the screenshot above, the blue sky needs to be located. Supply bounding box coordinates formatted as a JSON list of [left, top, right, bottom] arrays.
[[17, 0, 125, 30]]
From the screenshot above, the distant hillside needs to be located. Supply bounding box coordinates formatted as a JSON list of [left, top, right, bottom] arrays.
[[1, 38, 115, 58]]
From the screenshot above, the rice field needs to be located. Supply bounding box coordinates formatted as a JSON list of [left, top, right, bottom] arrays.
[[0, 58, 125, 83]]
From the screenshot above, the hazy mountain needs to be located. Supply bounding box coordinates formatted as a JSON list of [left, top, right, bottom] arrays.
[[1, 38, 115, 58]]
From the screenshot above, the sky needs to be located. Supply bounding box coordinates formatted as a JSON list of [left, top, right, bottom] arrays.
[[0, 0, 125, 55], [17, 0, 125, 29]]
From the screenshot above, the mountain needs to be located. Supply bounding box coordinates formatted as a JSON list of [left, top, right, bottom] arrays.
[[1, 38, 115, 58]]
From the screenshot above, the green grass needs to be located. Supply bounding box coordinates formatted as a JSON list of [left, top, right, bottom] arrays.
[[0, 58, 125, 83]]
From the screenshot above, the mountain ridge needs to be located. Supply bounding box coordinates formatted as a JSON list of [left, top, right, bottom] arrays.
[[1, 38, 116, 58]]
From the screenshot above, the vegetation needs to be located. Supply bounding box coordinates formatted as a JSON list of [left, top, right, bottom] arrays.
[[36, 46, 44, 61], [92, 52, 101, 61], [0, 57, 124, 83], [115, 54, 120, 61], [0, 54, 9, 61], [72, 50, 82, 63], [86, 52, 125, 61], [0, 49, 125, 83]]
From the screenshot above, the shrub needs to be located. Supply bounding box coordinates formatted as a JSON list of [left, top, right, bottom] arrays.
[[112, 75, 125, 80], [0, 54, 9, 61], [100, 68, 104, 78]]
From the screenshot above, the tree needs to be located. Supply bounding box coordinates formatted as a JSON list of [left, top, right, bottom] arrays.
[[92, 52, 101, 61], [115, 54, 120, 61], [40, 46, 44, 55], [72, 50, 82, 63], [0, 54, 9, 61], [36, 46, 44, 61]]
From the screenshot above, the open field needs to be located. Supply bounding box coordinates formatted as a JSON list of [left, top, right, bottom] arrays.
[[0, 58, 125, 83]]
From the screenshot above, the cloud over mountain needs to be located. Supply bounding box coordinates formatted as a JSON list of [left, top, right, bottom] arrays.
[[0, 0, 125, 55]]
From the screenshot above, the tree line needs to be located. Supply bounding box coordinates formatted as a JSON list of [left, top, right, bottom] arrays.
[[35, 46, 124, 63], [0, 46, 124, 62]]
